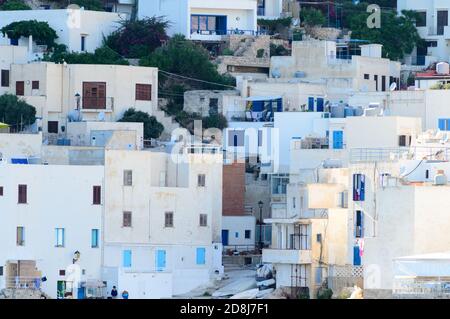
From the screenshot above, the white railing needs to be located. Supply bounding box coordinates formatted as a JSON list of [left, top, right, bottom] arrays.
[[393, 278, 450, 298], [5, 276, 41, 289], [329, 265, 364, 278]]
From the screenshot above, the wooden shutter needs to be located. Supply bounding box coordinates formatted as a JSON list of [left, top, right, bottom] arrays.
[[1, 70, 9, 87], [18, 184, 27, 204], [16, 81, 24, 96], [83, 82, 106, 109], [93, 186, 101, 205], [135, 84, 152, 101]]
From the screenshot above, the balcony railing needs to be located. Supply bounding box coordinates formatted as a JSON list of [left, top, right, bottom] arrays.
[[81, 97, 114, 111], [393, 278, 450, 298], [190, 29, 268, 37], [5, 276, 42, 289]]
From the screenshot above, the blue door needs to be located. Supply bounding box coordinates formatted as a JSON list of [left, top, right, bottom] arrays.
[[353, 246, 361, 266], [333, 131, 344, 149], [123, 250, 132, 268], [156, 250, 166, 272], [217, 16, 227, 35], [317, 98, 324, 112], [77, 287, 86, 299], [222, 230, 229, 246], [308, 97, 315, 111], [196, 248, 206, 265]]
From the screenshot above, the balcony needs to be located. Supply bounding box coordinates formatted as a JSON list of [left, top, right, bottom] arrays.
[[262, 248, 312, 264], [80, 97, 114, 112]]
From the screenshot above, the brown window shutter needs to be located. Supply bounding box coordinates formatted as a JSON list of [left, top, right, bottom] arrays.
[[136, 84, 152, 101], [18, 184, 27, 204], [83, 82, 106, 109], [93, 186, 101, 205], [16, 81, 24, 96]]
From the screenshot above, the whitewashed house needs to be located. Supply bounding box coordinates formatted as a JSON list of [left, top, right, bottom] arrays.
[[398, 0, 450, 66], [138, 0, 258, 40], [0, 9, 126, 54]]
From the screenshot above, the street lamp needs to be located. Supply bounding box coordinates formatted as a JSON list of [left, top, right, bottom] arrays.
[[258, 200, 264, 252]]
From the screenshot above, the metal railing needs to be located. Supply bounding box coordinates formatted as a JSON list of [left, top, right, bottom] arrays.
[[190, 29, 268, 36], [81, 97, 114, 111], [393, 278, 450, 298], [350, 146, 450, 163], [5, 276, 41, 289], [327, 55, 353, 65]]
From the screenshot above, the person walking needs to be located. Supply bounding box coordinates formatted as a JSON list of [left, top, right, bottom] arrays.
[[122, 290, 129, 299], [111, 286, 118, 299]]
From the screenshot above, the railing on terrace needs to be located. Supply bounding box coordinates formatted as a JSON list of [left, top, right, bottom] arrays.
[[327, 55, 353, 64], [393, 278, 450, 298], [223, 245, 258, 255], [190, 29, 268, 36], [350, 147, 450, 163], [5, 276, 41, 289]]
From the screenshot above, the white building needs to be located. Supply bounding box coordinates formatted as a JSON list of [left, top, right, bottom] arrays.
[[137, 0, 258, 41], [4, 62, 158, 138], [398, 0, 450, 66], [0, 9, 126, 54], [102, 146, 224, 298], [0, 162, 104, 299], [257, 0, 284, 19]]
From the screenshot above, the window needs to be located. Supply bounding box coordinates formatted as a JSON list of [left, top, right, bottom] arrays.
[[92, 186, 101, 205], [353, 174, 365, 201], [415, 11, 427, 27], [316, 233, 322, 243], [191, 15, 226, 34], [271, 174, 289, 195], [81, 35, 86, 52], [197, 174, 206, 187], [55, 228, 65, 247], [0, 186, 3, 196], [228, 130, 244, 147], [135, 84, 152, 101], [165, 212, 174, 228], [427, 41, 438, 48], [293, 197, 296, 209], [374, 75, 378, 91], [355, 211, 364, 238], [209, 98, 218, 115], [0, 266, 3, 276], [399, 135, 408, 147], [196, 248, 206, 265], [16, 81, 24, 96], [426, 170, 430, 179], [235, 232, 239, 238], [16, 227, 25, 246], [382, 75, 386, 92], [363, 74, 370, 80], [123, 250, 132, 268], [245, 230, 251, 239], [10, 38, 18, 46], [123, 211, 132, 227], [48, 121, 58, 134], [200, 214, 208, 227], [32, 81, 39, 90], [1, 70, 9, 87], [123, 170, 133, 186], [82, 82, 106, 109], [59, 270, 66, 276], [18, 184, 27, 204], [91, 229, 99, 248]]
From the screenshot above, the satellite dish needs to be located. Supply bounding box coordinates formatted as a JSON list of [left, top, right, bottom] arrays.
[[98, 112, 105, 122], [390, 82, 397, 91]]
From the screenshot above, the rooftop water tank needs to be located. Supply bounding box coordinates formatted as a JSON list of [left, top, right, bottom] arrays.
[[344, 107, 354, 118], [434, 170, 447, 186], [436, 62, 450, 75], [330, 104, 345, 118]]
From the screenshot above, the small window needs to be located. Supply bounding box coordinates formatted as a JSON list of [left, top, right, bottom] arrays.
[[92, 186, 101, 205], [16, 227, 25, 246], [123, 170, 133, 186], [293, 197, 296, 209], [81, 35, 86, 52], [18, 184, 27, 204], [353, 174, 365, 201], [32, 81, 39, 90], [316, 233, 322, 243], [364, 74, 370, 80], [55, 228, 65, 247], [136, 84, 152, 101], [355, 211, 364, 238], [399, 135, 408, 147], [1, 70, 10, 87], [0, 186, 3, 196], [197, 174, 206, 187], [245, 230, 251, 239], [59, 270, 66, 276], [426, 170, 430, 179], [123, 211, 132, 227], [235, 232, 239, 238], [48, 121, 59, 134], [123, 250, 132, 268], [200, 214, 208, 227], [0, 266, 3, 276], [196, 248, 206, 265], [165, 212, 174, 228], [416, 11, 427, 27], [91, 229, 99, 248]]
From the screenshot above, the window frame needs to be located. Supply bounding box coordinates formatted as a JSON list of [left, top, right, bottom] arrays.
[[123, 170, 133, 186], [16, 226, 25, 246], [18, 184, 27, 204], [92, 185, 101, 205], [123, 211, 132, 228], [197, 174, 206, 187], [135, 84, 152, 101], [199, 214, 208, 227], [165, 211, 174, 228], [55, 228, 65, 248]]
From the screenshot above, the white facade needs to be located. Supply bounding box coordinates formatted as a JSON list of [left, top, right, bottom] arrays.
[[0, 163, 104, 299], [222, 216, 256, 249], [6, 63, 158, 137], [0, 9, 126, 54], [102, 148, 224, 298], [137, 0, 258, 40], [398, 0, 450, 65]]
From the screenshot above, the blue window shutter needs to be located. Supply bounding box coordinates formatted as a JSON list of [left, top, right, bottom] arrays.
[[156, 250, 166, 271], [360, 175, 365, 201], [123, 250, 132, 268], [439, 119, 445, 130], [196, 248, 206, 265], [91, 229, 98, 247], [333, 131, 344, 149], [317, 98, 324, 112], [308, 97, 315, 111]]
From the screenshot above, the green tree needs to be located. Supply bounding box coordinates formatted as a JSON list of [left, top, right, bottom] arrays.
[[70, 0, 104, 11], [44, 45, 129, 65], [202, 114, 228, 130], [300, 8, 327, 27], [0, 94, 36, 132], [118, 108, 164, 139], [105, 17, 170, 58], [0, 0, 31, 10], [1, 20, 58, 48]]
